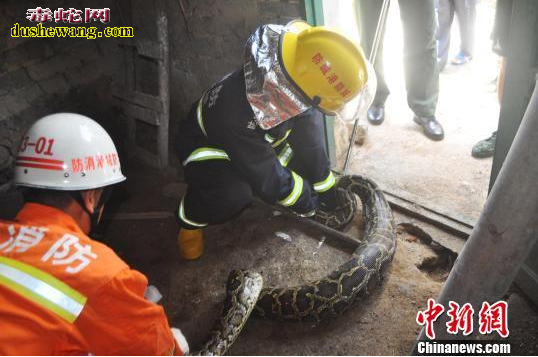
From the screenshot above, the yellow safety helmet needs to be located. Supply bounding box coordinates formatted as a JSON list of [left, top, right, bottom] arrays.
[[280, 20, 369, 114]]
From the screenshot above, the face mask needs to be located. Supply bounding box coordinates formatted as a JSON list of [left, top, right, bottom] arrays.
[[335, 61, 377, 123], [70, 186, 113, 237]]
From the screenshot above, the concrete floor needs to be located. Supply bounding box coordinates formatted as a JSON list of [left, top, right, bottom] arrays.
[[100, 165, 538, 355]]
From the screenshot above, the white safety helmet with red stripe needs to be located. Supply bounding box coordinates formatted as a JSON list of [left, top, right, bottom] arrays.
[[14, 113, 126, 190]]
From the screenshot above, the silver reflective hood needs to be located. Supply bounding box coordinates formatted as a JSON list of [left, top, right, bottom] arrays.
[[244, 24, 311, 130]]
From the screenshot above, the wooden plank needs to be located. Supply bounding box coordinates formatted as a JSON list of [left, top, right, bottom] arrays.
[[121, 101, 160, 126], [114, 88, 163, 112], [117, 38, 162, 59], [136, 39, 162, 59], [130, 145, 162, 168], [117, 10, 168, 170], [103, 211, 174, 221], [254, 199, 361, 247], [384, 191, 473, 238], [157, 12, 170, 169]]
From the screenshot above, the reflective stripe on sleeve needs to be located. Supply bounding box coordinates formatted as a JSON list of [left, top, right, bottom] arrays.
[[182, 147, 230, 166], [264, 130, 292, 148], [0, 256, 87, 323], [197, 94, 207, 137], [313, 172, 336, 193], [178, 197, 207, 228], [271, 129, 291, 148], [264, 133, 275, 144], [278, 171, 304, 207], [277, 144, 294, 167]]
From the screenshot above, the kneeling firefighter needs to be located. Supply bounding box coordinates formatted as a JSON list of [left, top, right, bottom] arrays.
[[177, 20, 376, 260], [0, 114, 189, 355]]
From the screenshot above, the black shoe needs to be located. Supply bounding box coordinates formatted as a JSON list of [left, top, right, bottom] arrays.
[[367, 104, 385, 125], [413, 115, 444, 141]]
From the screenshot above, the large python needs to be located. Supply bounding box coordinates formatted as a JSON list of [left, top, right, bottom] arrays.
[[254, 174, 396, 321], [194, 174, 395, 354], [191, 270, 263, 356]]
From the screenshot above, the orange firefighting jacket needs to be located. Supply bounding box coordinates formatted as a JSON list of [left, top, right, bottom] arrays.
[[0, 203, 182, 355]]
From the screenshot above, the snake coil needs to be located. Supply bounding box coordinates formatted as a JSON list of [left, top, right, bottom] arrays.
[[254, 174, 397, 321], [194, 175, 396, 354]]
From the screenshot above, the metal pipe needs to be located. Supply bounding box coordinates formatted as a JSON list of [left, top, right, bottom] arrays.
[[413, 78, 538, 347], [343, 0, 391, 174], [366, 0, 390, 65]]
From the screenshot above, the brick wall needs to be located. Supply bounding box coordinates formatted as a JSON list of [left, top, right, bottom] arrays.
[[0, 0, 126, 199], [0, 0, 306, 210], [163, 0, 305, 164]]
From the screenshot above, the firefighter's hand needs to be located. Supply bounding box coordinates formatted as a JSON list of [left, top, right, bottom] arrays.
[[289, 191, 318, 217], [312, 187, 357, 230], [318, 186, 338, 212]]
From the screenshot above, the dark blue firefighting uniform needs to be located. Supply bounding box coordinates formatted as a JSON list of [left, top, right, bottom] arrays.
[[176, 68, 337, 229]]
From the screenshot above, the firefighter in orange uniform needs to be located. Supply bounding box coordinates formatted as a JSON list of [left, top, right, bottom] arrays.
[[0, 113, 189, 355]]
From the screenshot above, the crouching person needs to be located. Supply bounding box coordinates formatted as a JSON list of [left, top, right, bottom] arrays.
[[0, 113, 189, 355], [176, 20, 375, 259]]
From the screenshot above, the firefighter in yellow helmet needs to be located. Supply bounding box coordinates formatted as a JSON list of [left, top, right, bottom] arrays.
[[176, 20, 376, 259]]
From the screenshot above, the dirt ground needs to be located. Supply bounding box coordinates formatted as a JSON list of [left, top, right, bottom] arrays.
[[100, 165, 538, 355], [327, 0, 499, 226], [95, 3, 538, 354]]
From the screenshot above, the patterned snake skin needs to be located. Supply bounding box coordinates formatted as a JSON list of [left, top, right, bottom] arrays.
[[194, 175, 395, 354], [254, 174, 397, 321], [192, 270, 263, 356]]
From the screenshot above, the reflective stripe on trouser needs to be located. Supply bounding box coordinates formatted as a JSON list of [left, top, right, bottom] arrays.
[[313, 171, 336, 193], [178, 196, 207, 228], [277, 144, 293, 167], [182, 147, 230, 166], [278, 171, 304, 207], [0, 256, 87, 323]]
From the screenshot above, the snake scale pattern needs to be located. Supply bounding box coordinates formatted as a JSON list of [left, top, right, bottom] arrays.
[[254, 174, 396, 321], [192, 270, 263, 356], [196, 175, 396, 354]]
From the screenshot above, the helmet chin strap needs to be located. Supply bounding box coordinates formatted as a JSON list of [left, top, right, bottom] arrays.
[[70, 186, 113, 236]]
